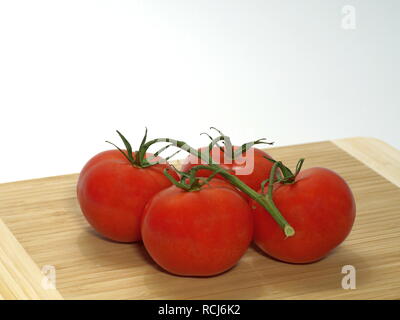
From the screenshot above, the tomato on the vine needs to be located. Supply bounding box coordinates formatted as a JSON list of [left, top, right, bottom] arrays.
[[141, 179, 254, 276], [251, 166, 356, 263], [77, 131, 178, 243]]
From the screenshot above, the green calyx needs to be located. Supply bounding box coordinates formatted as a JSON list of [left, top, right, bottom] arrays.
[[257, 158, 305, 238], [200, 127, 274, 163], [106, 129, 180, 168], [261, 157, 305, 193], [163, 165, 223, 192]]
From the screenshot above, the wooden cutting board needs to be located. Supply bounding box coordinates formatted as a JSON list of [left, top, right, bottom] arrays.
[[0, 137, 399, 300]]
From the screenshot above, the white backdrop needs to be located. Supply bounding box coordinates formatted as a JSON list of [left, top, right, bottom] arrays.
[[1, 0, 399, 183]]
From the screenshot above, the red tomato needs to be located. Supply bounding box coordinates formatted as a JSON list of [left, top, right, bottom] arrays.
[[181, 146, 274, 196], [141, 179, 254, 276], [77, 150, 178, 243], [251, 167, 356, 263]]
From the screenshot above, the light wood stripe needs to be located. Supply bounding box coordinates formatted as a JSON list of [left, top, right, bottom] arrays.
[[0, 219, 63, 300], [333, 137, 400, 187]]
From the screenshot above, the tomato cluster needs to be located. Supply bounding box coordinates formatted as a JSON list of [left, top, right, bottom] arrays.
[[77, 130, 356, 276]]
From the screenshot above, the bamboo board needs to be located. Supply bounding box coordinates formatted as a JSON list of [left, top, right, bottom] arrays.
[[0, 137, 399, 300]]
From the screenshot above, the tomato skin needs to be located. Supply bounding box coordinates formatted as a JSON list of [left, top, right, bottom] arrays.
[[181, 146, 274, 195], [141, 180, 254, 276], [251, 167, 356, 263], [77, 150, 177, 243]]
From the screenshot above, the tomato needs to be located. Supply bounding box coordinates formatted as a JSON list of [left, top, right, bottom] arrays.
[[251, 167, 356, 263], [181, 146, 274, 197], [77, 149, 178, 243], [141, 179, 254, 276]]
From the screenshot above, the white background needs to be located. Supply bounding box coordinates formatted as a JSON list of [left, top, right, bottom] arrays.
[[0, 0, 399, 183]]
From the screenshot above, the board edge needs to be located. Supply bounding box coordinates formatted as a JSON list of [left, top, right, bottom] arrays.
[[332, 137, 400, 188], [0, 218, 64, 300]]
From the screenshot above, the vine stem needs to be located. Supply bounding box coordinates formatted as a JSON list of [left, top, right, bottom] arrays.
[[188, 164, 294, 237], [141, 137, 295, 237]]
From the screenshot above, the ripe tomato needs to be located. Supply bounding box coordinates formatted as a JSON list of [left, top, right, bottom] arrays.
[[77, 149, 178, 243], [181, 146, 274, 196], [251, 167, 356, 263], [141, 179, 254, 276]]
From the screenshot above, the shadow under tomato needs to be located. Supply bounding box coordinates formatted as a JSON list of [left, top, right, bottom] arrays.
[[250, 242, 328, 265], [76, 227, 152, 268], [78, 230, 234, 278]]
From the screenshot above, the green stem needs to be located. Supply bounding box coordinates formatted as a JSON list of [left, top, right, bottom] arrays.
[[200, 132, 225, 155], [142, 138, 206, 164], [184, 164, 295, 237], [163, 168, 191, 191], [141, 136, 295, 237], [209, 128, 234, 160], [234, 138, 274, 158], [208, 135, 230, 164], [264, 161, 294, 236], [264, 156, 305, 184]]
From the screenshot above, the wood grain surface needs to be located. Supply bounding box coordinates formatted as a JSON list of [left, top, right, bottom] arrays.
[[0, 138, 399, 299]]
